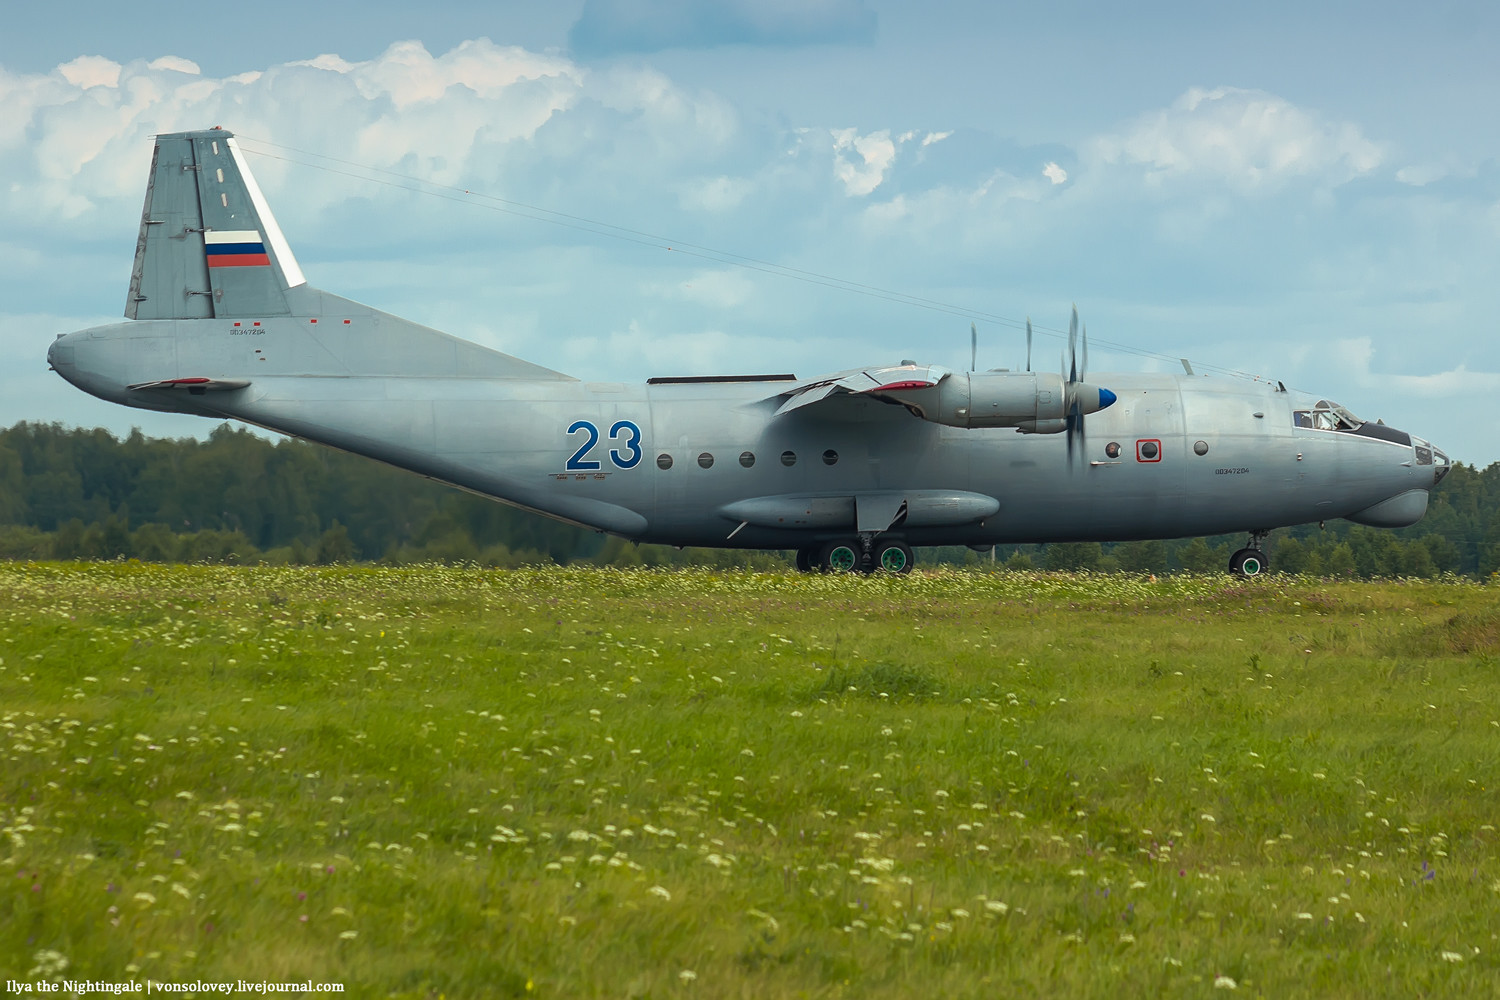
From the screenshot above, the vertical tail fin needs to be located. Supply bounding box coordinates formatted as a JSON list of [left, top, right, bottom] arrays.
[[126, 128, 306, 319]]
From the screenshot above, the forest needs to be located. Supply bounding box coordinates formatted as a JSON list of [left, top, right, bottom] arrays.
[[2, 420, 1497, 576]]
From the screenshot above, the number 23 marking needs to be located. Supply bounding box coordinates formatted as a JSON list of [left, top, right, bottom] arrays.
[[566, 419, 642, 470]]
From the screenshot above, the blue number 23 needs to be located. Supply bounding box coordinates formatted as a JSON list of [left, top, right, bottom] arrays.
[[566, 419, 642, 471]]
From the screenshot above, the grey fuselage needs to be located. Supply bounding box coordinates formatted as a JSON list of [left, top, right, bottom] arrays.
[[49, 299, 1445, 550]]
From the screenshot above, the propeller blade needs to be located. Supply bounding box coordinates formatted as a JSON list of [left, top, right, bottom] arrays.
[[1065, 308, 1091, 471], [971, 321, 977, 373], [1074, 397, 1086, 468], [1067, 306, 1079, 384], [1025, 318, 1033, 373], [1065, 398, 1080, 470]]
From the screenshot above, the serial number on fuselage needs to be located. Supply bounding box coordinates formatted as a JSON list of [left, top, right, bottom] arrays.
[[1215, 467, 1251, 475]]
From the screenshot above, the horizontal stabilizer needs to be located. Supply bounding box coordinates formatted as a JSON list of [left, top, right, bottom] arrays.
[[128, 377, 251, 391]]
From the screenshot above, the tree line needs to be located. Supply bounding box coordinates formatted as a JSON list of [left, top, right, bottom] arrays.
[[1, 421, 1496, 576]]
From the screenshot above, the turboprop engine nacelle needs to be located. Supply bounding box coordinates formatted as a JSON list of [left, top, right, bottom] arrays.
[[883, 372, 1117, 433]]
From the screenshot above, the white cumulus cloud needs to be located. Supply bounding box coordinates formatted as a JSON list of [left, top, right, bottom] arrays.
[[1095, 86, 1382, 192], [0, 39, 744, 230], [56, 56, 122, 89], [147, 56, 201, 75], [832, 127, 897, 196]]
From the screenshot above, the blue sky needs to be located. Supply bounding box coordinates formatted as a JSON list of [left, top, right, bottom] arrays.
[[3, 0, 1498, 463]]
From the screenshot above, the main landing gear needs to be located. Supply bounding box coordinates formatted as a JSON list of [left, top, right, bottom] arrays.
[[796, 536, 915, 575], [1228, 530, 1270, 577]]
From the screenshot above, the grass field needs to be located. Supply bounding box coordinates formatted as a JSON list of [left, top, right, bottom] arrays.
[[2, 563, 1499, 997]]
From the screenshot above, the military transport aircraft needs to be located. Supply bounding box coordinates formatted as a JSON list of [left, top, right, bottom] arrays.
[[48, 128, 1451, 575]]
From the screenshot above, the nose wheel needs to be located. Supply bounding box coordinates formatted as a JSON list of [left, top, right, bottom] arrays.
[[1228, 531, 1270, 577]]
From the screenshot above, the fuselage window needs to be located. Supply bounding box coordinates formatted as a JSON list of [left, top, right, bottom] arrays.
[[698, 452, 715, 469], [822, 449, 839, 466], [781, 450, 797, 467], [656, 453, 673, 470], [739, 451, 755, 468]]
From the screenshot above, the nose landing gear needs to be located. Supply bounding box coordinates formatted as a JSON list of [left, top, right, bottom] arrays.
[[1228, 530, 1270, 577]]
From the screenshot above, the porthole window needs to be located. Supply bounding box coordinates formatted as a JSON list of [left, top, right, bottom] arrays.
[[656, 453, 673, 470], [739, 451, 755, 468], [781, 450, 797, 467], [1194, 440, 1209, 456], [1105, 442, 1121, 459], [1137, 439, 1161, 462], [698, 452, 715, 469], [822, 449, 839, 466]]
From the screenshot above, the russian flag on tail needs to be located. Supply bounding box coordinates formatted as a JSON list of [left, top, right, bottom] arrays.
[[205, 230, 270, 268]]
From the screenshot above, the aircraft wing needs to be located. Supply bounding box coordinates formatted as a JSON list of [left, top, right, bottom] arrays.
[[770, 364, 952, 416]]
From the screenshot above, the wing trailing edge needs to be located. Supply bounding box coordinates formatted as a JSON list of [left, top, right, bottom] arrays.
[[770, 364, 952, 416]]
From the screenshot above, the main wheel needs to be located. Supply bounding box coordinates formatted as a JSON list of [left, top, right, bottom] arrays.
[[1229, 548, 1267, 577], [795, 547, 816, 573], [819, 540, 860, 574], [874, 539, 914, 574]]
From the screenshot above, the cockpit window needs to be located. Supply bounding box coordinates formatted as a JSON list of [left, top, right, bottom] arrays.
[[1293, 400, 1363, 432]]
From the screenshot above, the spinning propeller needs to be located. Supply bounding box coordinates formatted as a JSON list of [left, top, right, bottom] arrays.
[[1063, 306, 1114, 468]]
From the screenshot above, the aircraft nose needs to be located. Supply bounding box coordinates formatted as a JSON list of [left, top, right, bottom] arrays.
[[47, 333, 76, 374]]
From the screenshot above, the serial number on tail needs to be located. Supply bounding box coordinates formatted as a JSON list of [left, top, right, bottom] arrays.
[[1215, 467, 1251, 475]]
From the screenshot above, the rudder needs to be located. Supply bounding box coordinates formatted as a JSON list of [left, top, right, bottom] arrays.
[[125, 128, 305, 320]]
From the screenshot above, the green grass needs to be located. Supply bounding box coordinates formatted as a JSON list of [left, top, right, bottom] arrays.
[[2, 562, 1499, 997]]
